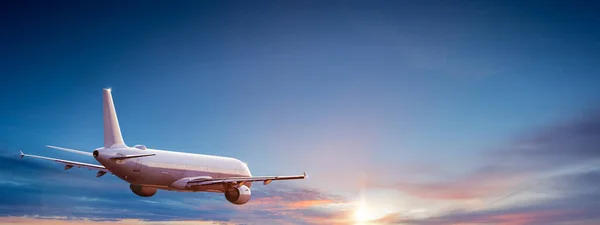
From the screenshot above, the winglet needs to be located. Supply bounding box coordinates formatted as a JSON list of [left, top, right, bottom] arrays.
[[19, 149, 24, 159], [303, 172, 307, 178]]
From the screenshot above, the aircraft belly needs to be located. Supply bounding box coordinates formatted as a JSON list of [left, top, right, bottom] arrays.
[[142, 167, 182, 186]]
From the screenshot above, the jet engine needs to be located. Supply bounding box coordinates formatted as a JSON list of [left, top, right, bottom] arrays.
[[224, 185, 251, 205], [129, 184, 157, 197]]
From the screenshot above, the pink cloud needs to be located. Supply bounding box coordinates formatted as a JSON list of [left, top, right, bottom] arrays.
[[0, 217, 223, 225], [371, 166, 529, 201]]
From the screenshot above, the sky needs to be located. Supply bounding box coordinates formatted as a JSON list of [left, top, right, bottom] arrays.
[[1, 0, 600, 224]]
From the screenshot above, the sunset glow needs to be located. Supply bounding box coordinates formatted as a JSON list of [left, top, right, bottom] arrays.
[[353, 191, 388, 223]]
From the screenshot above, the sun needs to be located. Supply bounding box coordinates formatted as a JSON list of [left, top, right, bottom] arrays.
[[353, 195, 381, 223], [353, 203, 371, 222]]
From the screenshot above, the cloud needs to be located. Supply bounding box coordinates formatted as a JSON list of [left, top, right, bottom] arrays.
[[235, 185, 352, 224], [363, 110, 600, 225], [386, 165, 526, 200], [371, 110, 600, 203], [287, 199, 335, 208], [494, 110, 600, 171], [371, 169, 600, 225], [0, 217, 225, 225]]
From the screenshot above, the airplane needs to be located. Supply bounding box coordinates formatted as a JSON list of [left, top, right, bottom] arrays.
[[20, 88, 306, 205]]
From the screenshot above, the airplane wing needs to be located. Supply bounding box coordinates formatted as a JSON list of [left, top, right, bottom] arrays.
[[20, 150, 108, 172], [187, 172, 307, 187]]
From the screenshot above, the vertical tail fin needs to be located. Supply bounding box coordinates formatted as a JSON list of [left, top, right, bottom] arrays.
[[103, 88, 127, 148]]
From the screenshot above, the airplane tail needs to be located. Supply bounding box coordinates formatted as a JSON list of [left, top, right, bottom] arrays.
[[103, 88, 127, 148]]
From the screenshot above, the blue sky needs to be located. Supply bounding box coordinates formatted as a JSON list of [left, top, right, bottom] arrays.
[[1, 1, 600, 224]]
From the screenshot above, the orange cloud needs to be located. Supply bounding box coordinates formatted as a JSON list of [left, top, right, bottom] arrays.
[[287, 199, 335, 208]]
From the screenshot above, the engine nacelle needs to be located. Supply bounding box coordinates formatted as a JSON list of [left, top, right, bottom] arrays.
[[224, 185, 251, 205], [130, 184, 157, 197]]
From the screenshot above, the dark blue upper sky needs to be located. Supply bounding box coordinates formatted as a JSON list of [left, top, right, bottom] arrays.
[[1, 1, 600, 224]]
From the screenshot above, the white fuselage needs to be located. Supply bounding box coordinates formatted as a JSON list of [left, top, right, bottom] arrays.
[[94, 146, 252, 192]]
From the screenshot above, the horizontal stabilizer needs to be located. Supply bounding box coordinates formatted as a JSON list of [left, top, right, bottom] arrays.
[[47, 145, 92, 156], [20, 150, 108, 172]]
